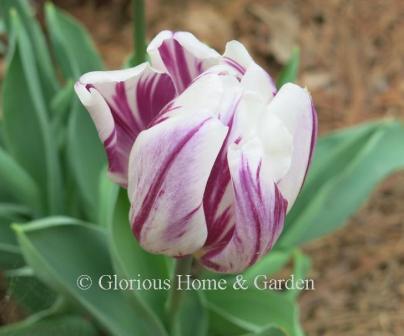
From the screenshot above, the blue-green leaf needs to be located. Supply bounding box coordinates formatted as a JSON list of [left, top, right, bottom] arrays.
[[45, 3, 103, 79], [5, 268, 57, 315], [14, 217, 168, 336], [0, 206, 28, 270], [66, 100, 106, 221], [2, 12, 63, 215], [45, 4, 106, 220], [279, 120, 404, 247], [287, 250, 311, 299], [205, 289, 303, 336], [242, 326, 287, 336], [0, 0, 59, 102], [50, 80, 74, 149], [105, 185, 170, 324], [0, 147, 41, 211], [173, 290, 208, 336], [0, 314, 98, 336], [243, 250, 292, 282]]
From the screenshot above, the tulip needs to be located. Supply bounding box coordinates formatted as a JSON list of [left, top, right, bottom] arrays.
[[75, 31, 317, 273]]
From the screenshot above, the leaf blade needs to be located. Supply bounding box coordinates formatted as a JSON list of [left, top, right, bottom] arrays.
[[14, 217, 168, 336], [280, 121, 404, 247]]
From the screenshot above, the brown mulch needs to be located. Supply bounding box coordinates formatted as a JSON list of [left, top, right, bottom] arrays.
[[301, 172, 404, 335], [1, 0, 404, 334]]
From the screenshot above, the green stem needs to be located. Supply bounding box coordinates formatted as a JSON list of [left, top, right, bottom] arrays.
[[131, 0, 146, 66], [166, 255, 193, 321]]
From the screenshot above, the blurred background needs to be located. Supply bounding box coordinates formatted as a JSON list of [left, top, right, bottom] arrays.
[[1, 0, 403, 334]]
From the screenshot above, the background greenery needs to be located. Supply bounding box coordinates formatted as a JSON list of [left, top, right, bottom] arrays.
[[0, 1, 403, 335]]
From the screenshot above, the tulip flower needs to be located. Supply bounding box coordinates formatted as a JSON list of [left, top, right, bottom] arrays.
[[75, 31, 317, 273]]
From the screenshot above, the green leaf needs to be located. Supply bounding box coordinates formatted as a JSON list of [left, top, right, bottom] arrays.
[[5, 268, 57, 315], [242, 326, 287, 336], [205, 289, 303, 336], [0, 210, 55, 315], [13, 217, 167, 336], [129, 0, 146, 66], [279, 120, 404, 247], [276, 48, 300, 88], [0, 17, 5, 33], [0, 0, 59, 102], [287, 251, 311, 299], [0, 147, 41, 211], [0, 203, 30, 219], [2, 12, 63, 215], [44, 3, 106, 220], [107, 186, 171, 323], [50, 80, 74, 149], [0, 242, 22, 271], [281, 121, 382, 232], [98, 167, 120, 227], [0, 40, 5, 56], [0, 205, 28, 270], [45, 3, 103, 79], [173, 290, 208, 336], [66, 100, 106, 221], [243, 250, 292, 282], [44, 4, 106, 220], [0, 314, 98, 336], [207, 308, 247, 336]]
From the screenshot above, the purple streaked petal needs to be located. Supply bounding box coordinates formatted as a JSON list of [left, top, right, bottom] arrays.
[[221, 40, 253, 76], [75, 83, 128, 186], [203, 77, 243, 248], [223, 56, 246, 76], [222, 41, 276, 95], [150, 73, 234, 128], [75, 63, 176, 187], [147, 31, 220, 93], [201, 140, 287, 273], [267, 83, 318, 211], [128, 111, 228, 257]]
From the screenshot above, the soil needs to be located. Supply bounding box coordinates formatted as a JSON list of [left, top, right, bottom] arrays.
[[1, 0, 404, 334]]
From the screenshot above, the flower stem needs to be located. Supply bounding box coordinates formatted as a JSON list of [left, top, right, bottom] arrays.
[[166, 255, 193, 321], [131, 0, 146, 66]]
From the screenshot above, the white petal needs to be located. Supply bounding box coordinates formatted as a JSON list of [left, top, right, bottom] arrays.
[[223, 40, 253, 69], [258, 112, 294, 183], [153, 73, 242, 125], [74, 82, 114, 143], [173, 74, 224, 116], [236, 91, 267, 140], [79, 63, 150, 83], [241, 63, 277, 103], [174, 32, 220, 61], [267, 83, 317, 210]]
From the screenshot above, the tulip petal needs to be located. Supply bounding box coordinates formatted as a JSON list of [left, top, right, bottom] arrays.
[[203, 76, 243, 248], [75, 63, 175, 186], [201, 139, 287, 273], [223, 41, 276, 97], [128, 111, 228, 256], [241, 63, 277, 103], [147, 31, 220, 93], [266, 83, 318, 210], [222, 41, 253, 75], [149, 73, 231, 130]]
